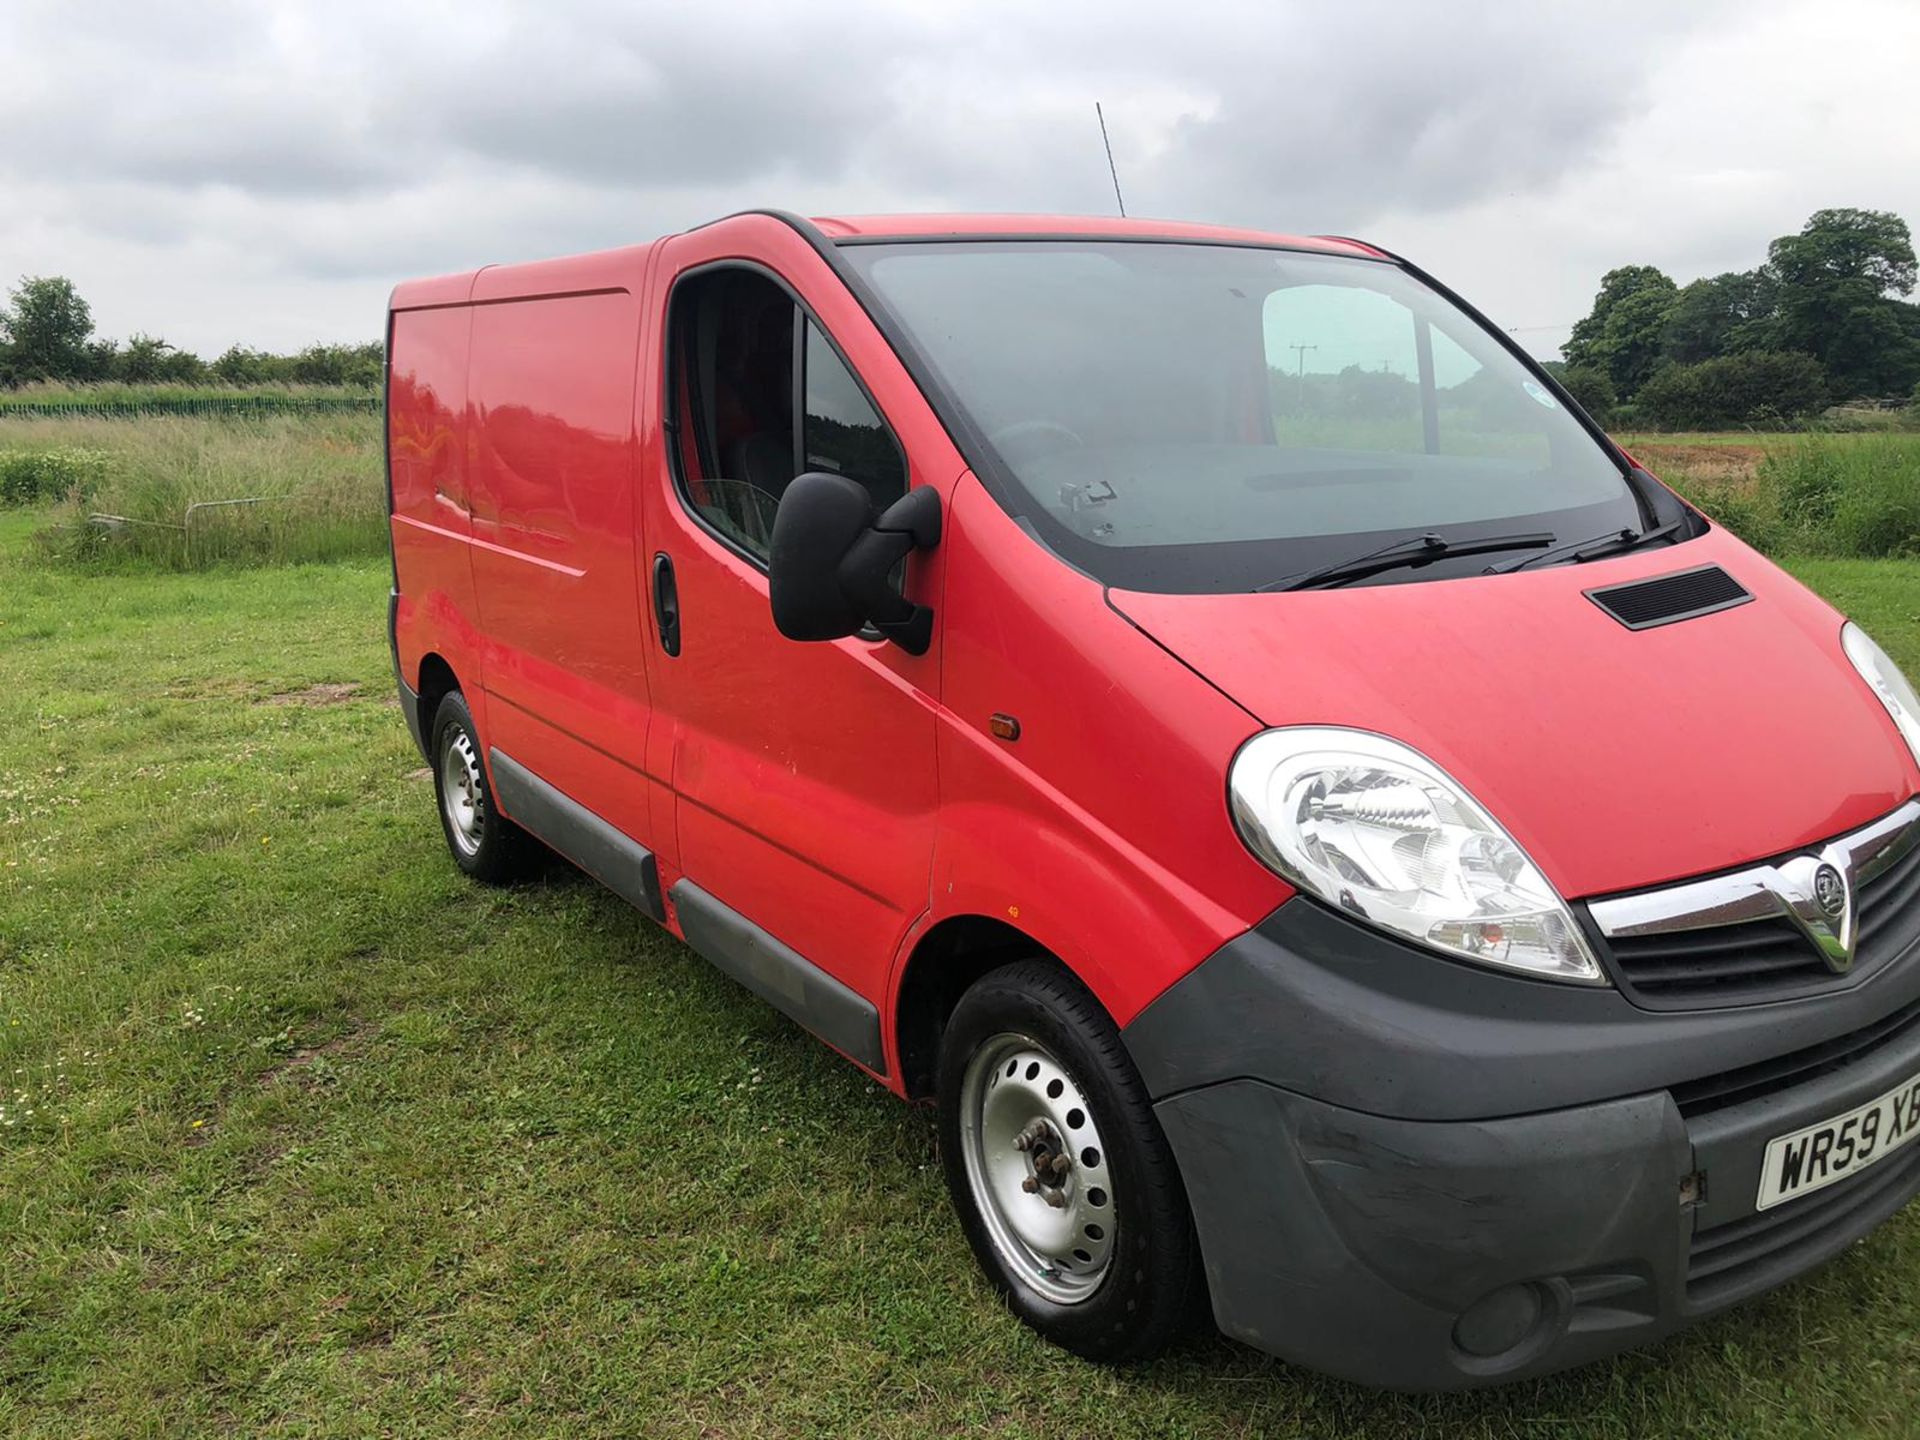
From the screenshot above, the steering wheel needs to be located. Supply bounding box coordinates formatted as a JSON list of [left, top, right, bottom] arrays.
[[988, 419, 1086, 460]]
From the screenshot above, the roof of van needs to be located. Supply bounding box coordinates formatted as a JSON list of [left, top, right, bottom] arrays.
[[808, 213, 1384, 259], [389, 212, 1383, 310]]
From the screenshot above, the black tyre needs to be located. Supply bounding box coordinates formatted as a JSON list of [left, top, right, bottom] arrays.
[[936, 960, 1206, 1362], [429, 691, 530, 883]]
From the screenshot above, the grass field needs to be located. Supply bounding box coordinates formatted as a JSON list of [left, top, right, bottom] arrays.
[[3, 508, 1920, 1437], [0, 413, 383, 567]]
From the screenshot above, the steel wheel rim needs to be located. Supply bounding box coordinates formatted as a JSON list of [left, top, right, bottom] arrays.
[[441, 729, 485, 857], [958, 1031, 1116, 1304]]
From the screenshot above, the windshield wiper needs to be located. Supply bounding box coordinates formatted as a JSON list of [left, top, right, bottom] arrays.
[[1483, 518, 1686, 576], [1257, 530, 1556, 593]]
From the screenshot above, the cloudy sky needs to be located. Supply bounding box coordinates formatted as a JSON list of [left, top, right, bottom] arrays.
[[4, 0, 1916, 361]]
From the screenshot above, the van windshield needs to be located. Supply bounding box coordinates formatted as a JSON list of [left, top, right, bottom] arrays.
[[841, 240, 1643, 593]]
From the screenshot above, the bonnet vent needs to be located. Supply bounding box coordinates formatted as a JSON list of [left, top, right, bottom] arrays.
[[1586, 564, 1753, 631]]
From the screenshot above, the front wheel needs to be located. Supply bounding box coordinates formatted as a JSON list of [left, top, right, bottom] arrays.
[[936, 961, 1206, 1362]]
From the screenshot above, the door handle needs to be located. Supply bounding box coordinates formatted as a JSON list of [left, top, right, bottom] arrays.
[[652, 552, 681, 657]]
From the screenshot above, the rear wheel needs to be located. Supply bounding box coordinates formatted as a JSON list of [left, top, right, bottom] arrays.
[[430, 691, 530, 883], [936, 961, 1205, 1362]]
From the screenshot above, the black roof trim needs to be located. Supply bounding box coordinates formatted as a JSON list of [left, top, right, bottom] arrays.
[[826, 232, 1392, 258]]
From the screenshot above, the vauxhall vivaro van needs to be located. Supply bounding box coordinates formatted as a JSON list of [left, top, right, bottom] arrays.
[[387, 211, 1920, 1389]]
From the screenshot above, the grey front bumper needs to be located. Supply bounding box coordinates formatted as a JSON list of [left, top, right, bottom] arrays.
[[1127, 898, 1920, 1389]]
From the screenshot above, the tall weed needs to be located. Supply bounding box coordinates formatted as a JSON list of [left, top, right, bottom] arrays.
[[6, 413, 385, 569], [1657, 433, 1920, 559], [0, 447, 114, 507]]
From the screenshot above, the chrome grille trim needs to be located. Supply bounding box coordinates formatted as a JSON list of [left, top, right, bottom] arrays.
[[1589, 801, 1920, 976]]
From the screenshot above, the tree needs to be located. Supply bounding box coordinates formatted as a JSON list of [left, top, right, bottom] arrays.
[[116, 334, 206, 385], [2, 275, 95, 381], [1661, 270, 1776, 365], [1769, 207, 1916, 295], [212, 345, 274, 384], [1760, 209, 1920, 398], [289, 342, 382, 388], [1558, 364, 1617, 424], [1564, 265, 1678, 400]]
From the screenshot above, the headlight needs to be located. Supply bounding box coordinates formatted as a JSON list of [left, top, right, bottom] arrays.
[[1229, 728, 1605, 984], [1842, 622, 1920, 771]]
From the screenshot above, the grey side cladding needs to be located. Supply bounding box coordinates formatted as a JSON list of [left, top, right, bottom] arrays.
[[488, 749, 664, 922], [389, 589, 428, 761], [669, 879, 887, 1074]]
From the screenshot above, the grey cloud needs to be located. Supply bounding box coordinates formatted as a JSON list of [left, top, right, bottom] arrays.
[[0, 0, 1908, 358]]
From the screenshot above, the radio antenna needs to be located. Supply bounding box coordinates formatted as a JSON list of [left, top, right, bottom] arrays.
[[1095, 102, 1127, 217]]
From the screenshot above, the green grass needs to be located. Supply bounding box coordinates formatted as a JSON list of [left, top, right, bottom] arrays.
[[1622, 431, 1920, 452], [4, 522, 1920, 1434], [1634, 432, 1920, 560], [2, 413, 384, 568]]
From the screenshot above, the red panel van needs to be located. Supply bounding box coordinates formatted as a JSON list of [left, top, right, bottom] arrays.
[[387, 212, 1920, 1389]]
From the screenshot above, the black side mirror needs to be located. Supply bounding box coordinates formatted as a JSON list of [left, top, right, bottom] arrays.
[[769, 473, 942, 654]]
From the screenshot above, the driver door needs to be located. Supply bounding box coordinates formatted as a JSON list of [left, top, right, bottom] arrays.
[[639, 219, 956, 1070]]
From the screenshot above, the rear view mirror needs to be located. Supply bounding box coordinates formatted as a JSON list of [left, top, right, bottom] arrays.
[[769, 474, 942, 654]]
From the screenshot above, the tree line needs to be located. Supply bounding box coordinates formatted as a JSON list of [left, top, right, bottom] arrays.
[[0, 276, 381, 390], [1556, 208, 1919, 429]]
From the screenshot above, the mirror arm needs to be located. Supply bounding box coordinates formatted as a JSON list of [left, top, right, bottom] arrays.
[[835, 487, 942, 656]]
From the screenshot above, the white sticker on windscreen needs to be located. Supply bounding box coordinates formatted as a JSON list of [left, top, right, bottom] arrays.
[[1523, 380, 1558, 409]]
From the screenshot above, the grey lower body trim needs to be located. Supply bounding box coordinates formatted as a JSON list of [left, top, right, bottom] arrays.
[[669, 879, 886, 1074], [488, 748, 664, 923], [396, 675, 427, 761], [389, 589, 428, 761]]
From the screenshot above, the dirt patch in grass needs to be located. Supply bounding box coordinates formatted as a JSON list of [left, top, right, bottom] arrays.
[[261, 681, 362, 707], [161, 677, 257, 701], [1635, 442, 1767, 489], [257, 1021, 369, 1088]]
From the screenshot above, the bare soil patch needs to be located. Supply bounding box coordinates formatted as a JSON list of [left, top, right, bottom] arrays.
[[261, 681, 362, 707], [1634, 443, 1767, 490], [258, 1023, 368, 1089]]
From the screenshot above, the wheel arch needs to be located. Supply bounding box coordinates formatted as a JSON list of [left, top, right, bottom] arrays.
[[893, 914, 1086, 1101], [415, 652, 461, 734]]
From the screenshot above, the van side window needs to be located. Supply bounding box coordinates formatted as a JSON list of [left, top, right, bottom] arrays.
[[803, 322, 906, 511], [667, 267, 906, 566]]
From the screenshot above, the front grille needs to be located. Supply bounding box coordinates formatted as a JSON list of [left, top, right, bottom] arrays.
[[1608, 915, 1833, 1001], [1587, 564, 1752, 630], [1687, 1142, 1920, 1307], [1671, 994, 1920, 1117], [1591, 805, 1920, 1009], [1861, 830, 1920, 952]]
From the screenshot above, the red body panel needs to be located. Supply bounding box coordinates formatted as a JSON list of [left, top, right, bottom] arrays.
[[463, 267, 657, 854], [927, 476, 1288, 1026], [388, 298, 481, 721], [1114, 527, 1920, 899], [637, 218, 954, 1030], [390, 210, 1920, 1100]]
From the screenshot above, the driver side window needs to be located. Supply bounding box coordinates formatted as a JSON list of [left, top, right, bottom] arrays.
[[667, 267, 905, 565]]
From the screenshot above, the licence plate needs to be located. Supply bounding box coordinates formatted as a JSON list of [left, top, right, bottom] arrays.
[[1758, 1072, 1920, 1210]]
